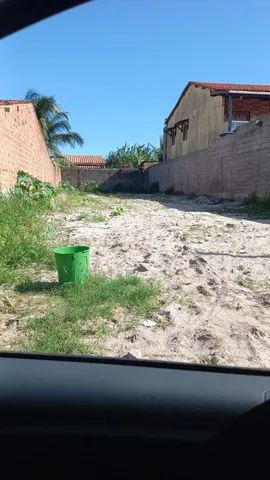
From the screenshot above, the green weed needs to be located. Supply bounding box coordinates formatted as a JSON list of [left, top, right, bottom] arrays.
[[15, 171, 55, 200], [240, 195, 270, 218], [78, 212, 107, 223], [55, 190, 116, 212], [90, 214, 107, 223], [79, 181, 101, 194], [237, 264, 244, 272], [112, 206, 124, 216], [237, 275, 270, 291], [189, 224, 212, 235], [178, 292, 195, 308], [179, 232, 191, 242], [23, 275, 159, 354], [0, 195, 53, 285]]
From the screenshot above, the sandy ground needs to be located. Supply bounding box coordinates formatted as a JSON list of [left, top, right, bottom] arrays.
[[57, 193, 270, 369]]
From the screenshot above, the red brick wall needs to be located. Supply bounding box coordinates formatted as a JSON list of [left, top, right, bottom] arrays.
[[0, 102, 61, 190], [224, 97, 270, 119]]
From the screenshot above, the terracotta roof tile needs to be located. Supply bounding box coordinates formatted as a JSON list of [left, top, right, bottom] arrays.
[[191, 81, 270, 92], [0, 100, 31, 105], [166, 81, 270, 122], [64, 155, 105, 166]]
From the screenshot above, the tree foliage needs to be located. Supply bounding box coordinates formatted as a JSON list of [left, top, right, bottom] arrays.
[[106, 143, 160, 168]]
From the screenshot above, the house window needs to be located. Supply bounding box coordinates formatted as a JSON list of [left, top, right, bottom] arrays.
[[183, 123, 188, 141], [171, 132, 176, 145], [231, 111, 250, 131]]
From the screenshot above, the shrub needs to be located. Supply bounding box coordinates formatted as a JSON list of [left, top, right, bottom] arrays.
[[244, 193, 258, 205], [59, 181, 76, 192], [241, 194, 270, 217], [79, 181, 101, 193], [15, 171, 55, 200]]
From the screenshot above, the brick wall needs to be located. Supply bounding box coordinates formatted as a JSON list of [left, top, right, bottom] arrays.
[[61, 167, 146, 192], [0, 102, 61, 190], [231, 97, 270, 119], [148, 116, 270, 200]]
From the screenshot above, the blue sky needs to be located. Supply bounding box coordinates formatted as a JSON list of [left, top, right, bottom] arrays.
[[0, 0, 270, 156]]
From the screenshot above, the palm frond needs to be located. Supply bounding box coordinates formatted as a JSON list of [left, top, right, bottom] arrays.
[[25, 89, 84, 155], [34, 96, 60, 120], [50, 132, 84, 148], [25, 89, 41, 101], [47, 113, 72, 136], [47, 120, 71, 136], [49, 111, 69, 122]]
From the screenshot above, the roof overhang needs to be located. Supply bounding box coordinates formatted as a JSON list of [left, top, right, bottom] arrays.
[[165, 82, 270, 124], [211, 89, 270, 97], [229, 90, 270, 96]]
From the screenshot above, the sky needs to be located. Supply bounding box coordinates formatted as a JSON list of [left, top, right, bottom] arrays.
[[0, 0, 270, 156]]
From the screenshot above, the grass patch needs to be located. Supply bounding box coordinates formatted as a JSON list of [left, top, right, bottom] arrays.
[[0, 195, 54, 285], [175, 231, 195, 243], [240, 196, 270, 218], [0, 189, 126, 286], [55, 190, 125, 213], [175, 225, 212, 244], [237, 275, 270, 291], [90, 214, 107, 223], [178, 292, 196, 308], [26, 312, 91, 355], [77, 212, 91, 221], [112, 206, 124, 216], [189, 223, 212, 233], [23, 275, 159, 355], [0, 184, 154, 354], [55, 190, 108, 212], [77, 212, 107, 223]]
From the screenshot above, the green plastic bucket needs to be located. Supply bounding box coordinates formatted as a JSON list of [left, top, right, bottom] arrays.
[[54, 245, 90, 285]]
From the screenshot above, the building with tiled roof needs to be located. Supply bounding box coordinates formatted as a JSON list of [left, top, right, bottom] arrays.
[[64, 154, 105, 168], [164, 81, 270, 161]]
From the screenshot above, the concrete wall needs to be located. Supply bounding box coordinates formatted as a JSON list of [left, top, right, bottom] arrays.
[[165, 85, 270, 162], [149, 117, 270, 200], [166, 84, 227, 160], [0, 102, 61, 190], [61, 167, 146, 192]]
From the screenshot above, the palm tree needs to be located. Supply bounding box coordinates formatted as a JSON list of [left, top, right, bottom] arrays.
[[25, 89, 84, 158]]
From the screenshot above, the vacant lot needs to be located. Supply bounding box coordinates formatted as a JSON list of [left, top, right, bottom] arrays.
[[1, 192, 270, 368], [58, 193, 270, 368]]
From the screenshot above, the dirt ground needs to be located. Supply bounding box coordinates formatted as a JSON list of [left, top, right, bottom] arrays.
[[59, 193, 270, 369]]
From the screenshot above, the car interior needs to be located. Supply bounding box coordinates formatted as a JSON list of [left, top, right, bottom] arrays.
[[1, 1, 270, 479]]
